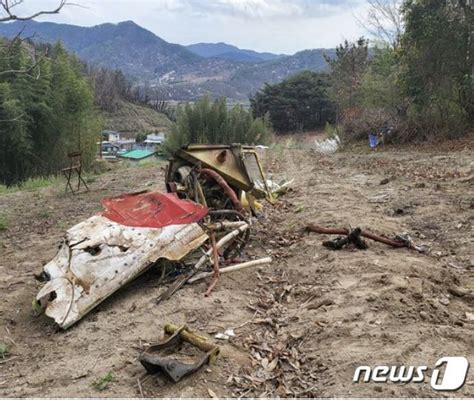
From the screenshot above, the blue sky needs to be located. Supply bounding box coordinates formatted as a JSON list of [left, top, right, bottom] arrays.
[[6, 0, 370, 53]]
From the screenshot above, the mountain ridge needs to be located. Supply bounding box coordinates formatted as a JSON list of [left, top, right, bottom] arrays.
[[0, 20, 333, 100], [186, 42, 285, 63]]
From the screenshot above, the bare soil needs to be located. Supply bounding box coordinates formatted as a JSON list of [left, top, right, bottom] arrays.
[[0, 139, 473, 397]]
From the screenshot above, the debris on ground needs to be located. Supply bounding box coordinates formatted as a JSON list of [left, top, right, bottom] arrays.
[[187, 257, 273, 284], [139, 324, 220, 383], [35, 192, 211, 329], [36, 145, 278, 329], [2, 138, 473, 397], [230, 269, 321, 397], [313, 134, 340, 154], [306, 223, 430, 253], [165, 144, 273, 214], [322, 227, 368, 250], [259, 177, 294, 199]]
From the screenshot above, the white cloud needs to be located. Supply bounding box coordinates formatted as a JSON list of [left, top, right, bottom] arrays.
[[155, 0, 363, 20]]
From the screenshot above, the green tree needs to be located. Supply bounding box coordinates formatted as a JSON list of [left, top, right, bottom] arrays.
[[0, 40, 102, 185], [360, 47, 402, 113], [251, 71, 335, 132], [400, 0, 473, 134], [326, 38, 370, 111]]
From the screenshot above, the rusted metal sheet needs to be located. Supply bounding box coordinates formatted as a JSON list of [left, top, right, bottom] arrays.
[[101, 191, 208, 228], [167, 144, 271, 200], [140, 324, 220, 382], [37, 215, 208, 329]]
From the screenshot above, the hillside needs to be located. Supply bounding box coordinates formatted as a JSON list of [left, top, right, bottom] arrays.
[[186, 42, 283, 62], [0, 20, 333, 100], [0, 20, 205, 78], [101, 100, 173, 136]]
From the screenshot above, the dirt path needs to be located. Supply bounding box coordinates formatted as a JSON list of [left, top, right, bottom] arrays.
[[0, 141, 473, 397]]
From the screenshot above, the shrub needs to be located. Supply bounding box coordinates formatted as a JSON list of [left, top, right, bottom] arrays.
[[164, 97, 273, 156]]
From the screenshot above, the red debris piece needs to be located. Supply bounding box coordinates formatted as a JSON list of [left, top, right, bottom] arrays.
[[101, 191, 208, 228]]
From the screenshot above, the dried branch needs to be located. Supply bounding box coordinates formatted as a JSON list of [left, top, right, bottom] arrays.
[[0, 59, 40, 77], [0, 35, 47, 79], [0, 0, 70, 22], [0, 112, 26, 123], [357, 0, 404, 49]]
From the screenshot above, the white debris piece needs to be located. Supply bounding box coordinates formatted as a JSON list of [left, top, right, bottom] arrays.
[[254, 178, 293, 198], [224, 328, 236, 337], [214, 333, 230, 340], [36, 215, 208, 329], [314, 135, 340, 154]]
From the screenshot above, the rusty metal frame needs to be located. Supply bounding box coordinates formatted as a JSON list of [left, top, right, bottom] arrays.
[[168, 144, 272, 200]]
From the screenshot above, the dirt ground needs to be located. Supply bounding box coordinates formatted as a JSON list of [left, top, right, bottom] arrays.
[[0, 137, 473, 397]]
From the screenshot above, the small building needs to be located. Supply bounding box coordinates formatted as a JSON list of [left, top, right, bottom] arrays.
[[101, 141, 120, 154], [98, 141, 122, 161], [115, 139, 136, 152], [103, 130, 121, 142], [101, 130, 136, 152], [117, 149, 156, 163], [143, 133, 165, 150]]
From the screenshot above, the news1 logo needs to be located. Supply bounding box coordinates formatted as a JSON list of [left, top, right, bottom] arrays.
[[353, 356, 470, 391]]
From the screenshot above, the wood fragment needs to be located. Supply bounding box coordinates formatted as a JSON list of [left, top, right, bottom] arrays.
[[188, 257, 273, 284], [137, 377, 144, 398], [0, 356, 18, 364]]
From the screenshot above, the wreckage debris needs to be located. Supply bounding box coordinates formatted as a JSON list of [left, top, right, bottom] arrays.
[[322, 227, 368, 250], [139, 324, 220, 383], [36, 192, 252, 329], [166, 144, 273, 215], [36, 144, 283, 329], [306, 223, 430, 253], [36, 192, 211, 329], [188, 257, 273, 284], [155, 221, 251, 304]]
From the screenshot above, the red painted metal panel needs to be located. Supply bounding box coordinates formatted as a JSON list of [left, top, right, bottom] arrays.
[[101, 191, 208, 228]]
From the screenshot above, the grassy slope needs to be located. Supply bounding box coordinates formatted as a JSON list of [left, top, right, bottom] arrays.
[[102, 100, 172, 137]]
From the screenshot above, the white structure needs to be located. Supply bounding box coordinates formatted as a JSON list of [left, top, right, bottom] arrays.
[[144, 133, 165, 149], [103, 130, 121, 142]]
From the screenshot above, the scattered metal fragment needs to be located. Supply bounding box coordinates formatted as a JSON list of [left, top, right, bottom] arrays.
[[156, 222, 250, 304], [166, 144, 273, 214], [306, 224, 429, 253], [204, 230, 220, 297], [313, 134, 340, 154], [322, 227, 368, 250], [139, 324, 220, 383], [214, 328, 236, 341], [262, 178, 294, 198], [36, 214, 209, 329], [188, 257, 273, 284]]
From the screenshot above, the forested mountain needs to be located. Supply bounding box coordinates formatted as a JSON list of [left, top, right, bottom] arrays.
[[0, 20, 332, 100], [0, 20, 203, 77], [186, 42, 283, 62]]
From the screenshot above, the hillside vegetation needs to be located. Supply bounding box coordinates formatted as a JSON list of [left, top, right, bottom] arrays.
[[251, 1, 473, 141], [0, 41, 100, 186], [102, 100, 172, 136]]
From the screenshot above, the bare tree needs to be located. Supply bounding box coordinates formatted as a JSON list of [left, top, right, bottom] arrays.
[[0, 0, 69, 22], [359, 0, 404, 49]]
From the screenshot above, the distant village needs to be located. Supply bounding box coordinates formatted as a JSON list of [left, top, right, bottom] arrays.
[[99, 130, 166, 163]]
